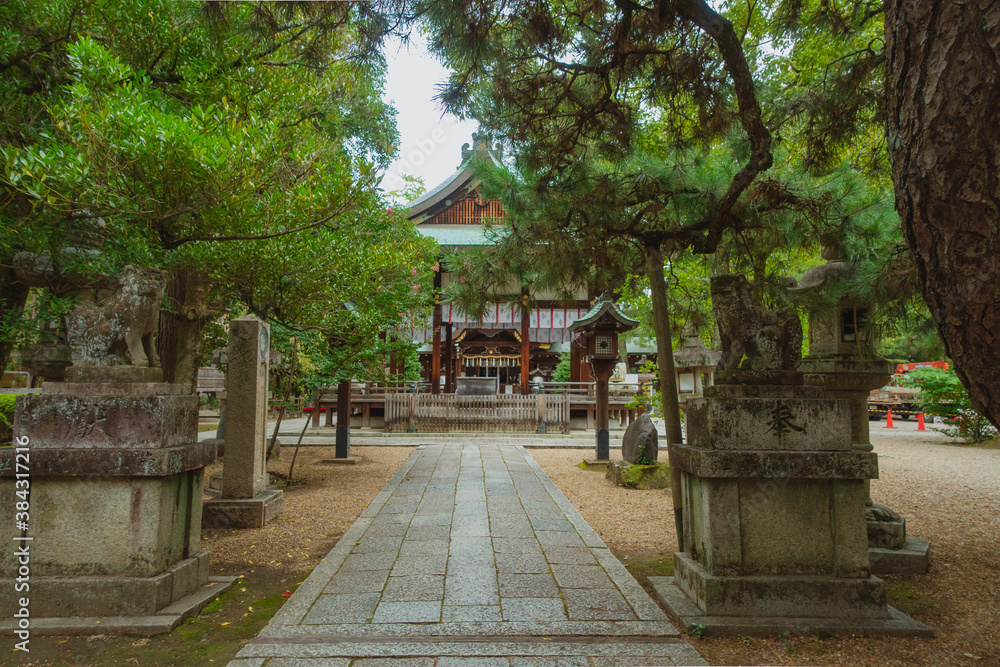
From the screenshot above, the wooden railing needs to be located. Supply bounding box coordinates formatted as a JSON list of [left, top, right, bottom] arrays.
[[385, 393, 570, 434], [307, 380, 647, 432]]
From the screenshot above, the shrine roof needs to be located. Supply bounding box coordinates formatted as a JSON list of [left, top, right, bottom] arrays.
[[406, 133, 506, 224]]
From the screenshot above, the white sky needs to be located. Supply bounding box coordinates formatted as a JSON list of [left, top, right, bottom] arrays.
[[381, 35, 479, 202]]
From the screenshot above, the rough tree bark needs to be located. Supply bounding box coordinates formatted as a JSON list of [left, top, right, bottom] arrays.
[[156, 269, 214, 392], [645, 242, 685, 545], [885, 0, 1000, 428], [157, 271, 186, 384], [0, 268, 30, 373], [172, 270, 214, 393]]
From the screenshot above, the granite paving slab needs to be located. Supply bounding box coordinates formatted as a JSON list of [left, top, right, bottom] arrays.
[[229, 444, 705, 667]]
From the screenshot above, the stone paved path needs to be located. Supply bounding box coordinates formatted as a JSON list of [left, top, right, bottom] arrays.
[[229, 443, 705, 666]]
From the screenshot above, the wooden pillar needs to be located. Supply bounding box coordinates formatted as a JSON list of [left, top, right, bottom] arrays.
[[444, 324, 453, 393], [336, 379, 350, 458], [570, 334, 582, 383], [520, 304, 530, 395], [431, 269, 442, 394], [577, 334, 590, 382], [591, 358, 616, 460]]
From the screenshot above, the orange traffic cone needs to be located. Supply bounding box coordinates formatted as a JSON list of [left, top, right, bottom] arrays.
[[885, 410, 895, 429], [917, 413, 926, 431]]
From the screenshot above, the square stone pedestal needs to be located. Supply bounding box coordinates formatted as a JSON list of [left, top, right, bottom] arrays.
[[870, 538, 932, 575], [655, 384, 931, 637], [320, 456, 362, 465], [203, 488, 283, 529], [0, 377, 234, 634]]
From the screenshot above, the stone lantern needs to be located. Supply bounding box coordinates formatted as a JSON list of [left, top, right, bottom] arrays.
[[568, 294, 638, 460], [789, 246, 892, 448], [790, 246, 930, 575]]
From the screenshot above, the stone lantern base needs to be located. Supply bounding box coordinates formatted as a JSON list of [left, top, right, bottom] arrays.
[[801, 357, 932, 575]]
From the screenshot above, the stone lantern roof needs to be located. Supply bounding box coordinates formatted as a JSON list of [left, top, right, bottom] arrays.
[[672, 327, 721, 368], [568, 293, 640, 333]]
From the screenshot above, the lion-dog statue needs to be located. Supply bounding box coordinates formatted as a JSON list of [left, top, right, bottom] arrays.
[[66, 265, 167, 367], [710, 274, 802, 373]]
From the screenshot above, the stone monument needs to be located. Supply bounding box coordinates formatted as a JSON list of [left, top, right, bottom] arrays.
[[790, 247, 931, 575], [650, 274, 931, 637], [202, 316, 283, 529], [621, 413, 659, 463], [0, 265, 232, 634]]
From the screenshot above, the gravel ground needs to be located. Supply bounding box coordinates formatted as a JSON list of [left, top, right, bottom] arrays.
[[201, 446, 415, 572], [531, 426, 1000, 666]]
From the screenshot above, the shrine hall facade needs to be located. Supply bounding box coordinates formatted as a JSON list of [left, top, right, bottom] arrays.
[[405, 134, 596, 394]]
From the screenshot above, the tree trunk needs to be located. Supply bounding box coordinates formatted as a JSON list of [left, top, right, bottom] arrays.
[[644, 242, 685, 545], [885, 0, 1000, 428], [157, 271, 186, 384], [157, 269, 213, 393], [0, 268, 30, 373], [173, 271, 213, 393]]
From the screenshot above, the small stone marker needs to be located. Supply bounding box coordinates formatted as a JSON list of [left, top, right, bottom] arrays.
[[621, 414, 658, 463], [203, 315, 283, 528], [224, 316, 269, 498]]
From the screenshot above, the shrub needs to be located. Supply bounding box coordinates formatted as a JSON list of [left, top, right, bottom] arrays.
[[0, 393, 16, 443], [901, 367, 997, 443], [551, 352, 572, 382]]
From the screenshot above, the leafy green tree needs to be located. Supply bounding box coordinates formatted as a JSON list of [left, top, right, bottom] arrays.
[[387, 173, 427, 205], [736, 0, 1000, 428], [1, 1, 426, 386], [419, 0, 932, 543], [551, 352, 572, 383], [901, 368, 997, 444]]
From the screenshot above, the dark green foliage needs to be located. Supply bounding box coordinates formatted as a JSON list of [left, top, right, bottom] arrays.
[[551, 353, 571, 383], [0, 393, 16, 442], [1, 0, 435, 379], [900, 368, 997, 443]]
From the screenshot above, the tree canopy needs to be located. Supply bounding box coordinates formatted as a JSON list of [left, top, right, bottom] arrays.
[[1, 0, 433, 386], [417, 0, 999, 429]]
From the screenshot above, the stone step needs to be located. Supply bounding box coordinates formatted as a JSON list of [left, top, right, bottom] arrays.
[[231, 635, 706, 665]]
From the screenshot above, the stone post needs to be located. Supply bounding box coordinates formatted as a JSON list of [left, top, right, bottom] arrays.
[[215, 392, 227, 440], [224, 317, 268, 498], [203, 316, 282, 528], [336, 379, 351, 458]]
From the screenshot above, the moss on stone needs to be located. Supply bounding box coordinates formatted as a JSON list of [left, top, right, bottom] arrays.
[[607, 461, 671, 489]]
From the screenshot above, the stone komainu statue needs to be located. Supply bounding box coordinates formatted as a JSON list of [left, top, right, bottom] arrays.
[[710, 274, 802, 372], [66, 265, 167, 367]]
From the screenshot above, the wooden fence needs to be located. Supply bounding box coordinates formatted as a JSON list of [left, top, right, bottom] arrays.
[[385, 393, 570, 434]]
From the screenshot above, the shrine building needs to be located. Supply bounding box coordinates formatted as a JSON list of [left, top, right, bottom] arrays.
[[405, 133, 596, 394]]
